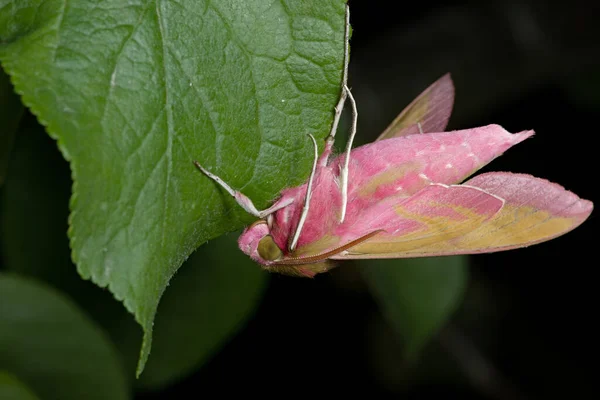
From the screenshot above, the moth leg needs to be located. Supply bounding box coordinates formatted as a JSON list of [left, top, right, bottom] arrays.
[[319, 4, 351, 168], [338, 85, 358, 223], [256, 198, 294, 218], [193, 161, 293, 219], [289, 134, 319, 251]]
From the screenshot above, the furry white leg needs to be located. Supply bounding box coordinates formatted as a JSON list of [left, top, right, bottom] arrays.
[[338, 85, 358, 223], [289, 134, 319, 251]]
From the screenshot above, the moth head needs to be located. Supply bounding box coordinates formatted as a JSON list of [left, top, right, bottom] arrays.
[[238, 220, 283, 265]]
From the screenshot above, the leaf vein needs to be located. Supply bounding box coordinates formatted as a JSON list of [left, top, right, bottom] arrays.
[[207, 1, 263, 187], [155, 0, 174, 253], [51, 0, 68, 62], [100, 2, 153, 132]]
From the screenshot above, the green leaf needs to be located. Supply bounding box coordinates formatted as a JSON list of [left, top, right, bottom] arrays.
[[0, 67, 24, 186], [360, 256, 468, 358], [0, 273, 130, 400], [0, 0, 347, 375], [139, 231, 268, 390], [0, 371, 41, 400], [1, 115, 267, 385]]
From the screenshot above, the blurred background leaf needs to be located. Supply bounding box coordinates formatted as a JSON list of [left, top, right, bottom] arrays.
[[0, 371, 41, 400], [360, 256, 468, 358], [0, 273, 130, 400]]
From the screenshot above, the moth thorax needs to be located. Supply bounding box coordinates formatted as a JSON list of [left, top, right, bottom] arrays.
[[257, 235, 283, 261]]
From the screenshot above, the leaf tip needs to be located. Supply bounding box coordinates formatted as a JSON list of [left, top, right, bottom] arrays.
[[135, 326, 154, 378]]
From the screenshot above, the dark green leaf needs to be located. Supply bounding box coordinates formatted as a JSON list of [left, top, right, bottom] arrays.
[[0, 0, 347, 374], [0, 273, 130, 400], [0, 371, 41, 400], [360, 256, 468, 357]]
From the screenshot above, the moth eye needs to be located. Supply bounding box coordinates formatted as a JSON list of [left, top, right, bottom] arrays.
[[257, 235, 283, 261]]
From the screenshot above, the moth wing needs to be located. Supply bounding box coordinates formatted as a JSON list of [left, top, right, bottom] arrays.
[[270, 185, 489, 266], [377, 73, 455, 140], [332, 173, 593, 259], [329, 183, 505, 258]]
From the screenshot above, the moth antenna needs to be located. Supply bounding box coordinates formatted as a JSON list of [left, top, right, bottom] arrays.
[[339, 85, 358, 223], [290, 134, 319, 251], [193, 160, 292, 218], [417, 122, 424, 134], [326, 4, 350, 146]]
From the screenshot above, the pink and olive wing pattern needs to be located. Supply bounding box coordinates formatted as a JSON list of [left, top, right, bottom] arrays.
[[270, 183, 505, 265], [333, 125, 534, 213], [332, 172, 593, 259]]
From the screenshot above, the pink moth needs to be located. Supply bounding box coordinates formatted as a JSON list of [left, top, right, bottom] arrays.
[[194, 6, 593, 278]]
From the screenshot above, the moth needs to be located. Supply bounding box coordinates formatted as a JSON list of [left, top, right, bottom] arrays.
[[194, 6, 593, 278]]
